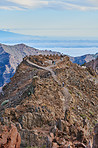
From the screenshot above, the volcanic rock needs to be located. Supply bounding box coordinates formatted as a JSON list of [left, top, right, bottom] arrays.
[[0, 123, 21, 148]]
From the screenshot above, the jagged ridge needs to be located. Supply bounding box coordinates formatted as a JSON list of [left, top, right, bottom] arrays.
[[0, 43, 59, 90]]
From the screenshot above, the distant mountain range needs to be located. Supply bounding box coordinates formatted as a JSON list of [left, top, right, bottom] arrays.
[[0, 30, 51, 43], [70, 53, 98, 65], [0, 30, 25, 38], [0, 30, 98, 57]]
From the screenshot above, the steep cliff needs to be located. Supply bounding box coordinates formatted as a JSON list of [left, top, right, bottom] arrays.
[[85, 57, 98, 74]]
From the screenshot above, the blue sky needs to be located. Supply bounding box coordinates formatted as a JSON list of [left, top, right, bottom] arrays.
[[0, 0, 98, 37]]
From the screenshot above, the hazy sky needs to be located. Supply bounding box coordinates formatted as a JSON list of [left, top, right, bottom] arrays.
[[0, 0, 98, 37]]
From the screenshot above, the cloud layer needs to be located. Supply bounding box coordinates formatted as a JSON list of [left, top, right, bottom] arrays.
[[0, 0, 98, 10]]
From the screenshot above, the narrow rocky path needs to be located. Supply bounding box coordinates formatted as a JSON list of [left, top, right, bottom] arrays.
[[26, 59, 63, 85], [26, 59, 71, 111], [26, 59, 60, 84]]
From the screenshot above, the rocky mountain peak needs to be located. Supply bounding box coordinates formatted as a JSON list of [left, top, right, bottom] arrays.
[[0, 43, 60, 91], [0, 54, 97, 147]]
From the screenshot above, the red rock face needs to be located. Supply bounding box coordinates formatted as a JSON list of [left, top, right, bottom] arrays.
[[0, 124, 21, 148]]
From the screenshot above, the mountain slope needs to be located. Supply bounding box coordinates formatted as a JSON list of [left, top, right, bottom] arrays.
[[70, 53, 98, 65], [0, 43, 59, 90], [0, 55, 97, 147], [85, 57, 98, 74]]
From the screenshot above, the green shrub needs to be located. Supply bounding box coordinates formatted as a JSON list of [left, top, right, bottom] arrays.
[[1, 100, 9, 106], [89, 110, 94, 116], [80, 114, 86, 119], [69, 90, 72, 94], [72, 107, 75, 110]]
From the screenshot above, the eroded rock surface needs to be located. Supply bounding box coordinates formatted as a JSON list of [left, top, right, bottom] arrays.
[[0, 122, 21, 148]]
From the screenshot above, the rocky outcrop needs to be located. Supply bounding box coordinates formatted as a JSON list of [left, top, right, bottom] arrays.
[[47, 119, 88, 148], [85, 57, 98, 74], [92, 123, 98, 148], [0, 43, 59, 90], [0, 123, 21, 148]]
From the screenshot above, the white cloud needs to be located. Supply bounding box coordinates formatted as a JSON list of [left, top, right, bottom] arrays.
[[0, 6, 23, 10], [7, 0, 48, 8], [59, 1, 98, 11], [0, 0, 98, 10]]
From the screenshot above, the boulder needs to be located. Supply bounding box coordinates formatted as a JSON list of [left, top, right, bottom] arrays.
[[0, 123, 21, 148]]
